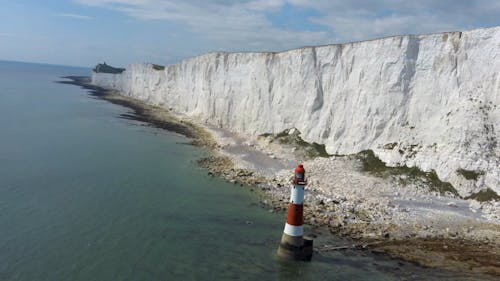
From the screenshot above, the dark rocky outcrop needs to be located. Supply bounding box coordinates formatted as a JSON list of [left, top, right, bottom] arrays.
[[93, 62, 125, 74]]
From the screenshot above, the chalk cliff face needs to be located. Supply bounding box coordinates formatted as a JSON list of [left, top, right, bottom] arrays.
[[92, 27, 500, 196]]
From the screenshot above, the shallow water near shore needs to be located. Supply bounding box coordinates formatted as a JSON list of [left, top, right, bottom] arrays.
[[0, 61, 494, 280]]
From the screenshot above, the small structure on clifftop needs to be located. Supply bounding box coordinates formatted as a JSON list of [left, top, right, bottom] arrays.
[[93, 62, 125, 74]]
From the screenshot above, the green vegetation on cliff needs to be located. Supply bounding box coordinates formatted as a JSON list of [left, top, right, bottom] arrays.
[[356, 150, 460, 197], [259, 128, 330, 158]]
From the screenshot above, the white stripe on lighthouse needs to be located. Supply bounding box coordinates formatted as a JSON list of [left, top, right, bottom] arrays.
[[284, 223, 304, 236], [290, 185, 304, 204]]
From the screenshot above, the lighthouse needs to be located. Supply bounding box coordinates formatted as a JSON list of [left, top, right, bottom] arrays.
[[277, 164, 313, 261]]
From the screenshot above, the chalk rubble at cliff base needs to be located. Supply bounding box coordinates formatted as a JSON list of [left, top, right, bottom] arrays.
[[199, 122, 499, 244]]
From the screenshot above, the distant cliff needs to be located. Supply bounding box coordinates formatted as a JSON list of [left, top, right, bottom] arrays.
[[91, 26, 500, 197]]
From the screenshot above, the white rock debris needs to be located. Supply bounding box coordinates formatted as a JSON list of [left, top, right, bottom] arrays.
[[91, 26, 500, 197], [203, 123, 499, 242]]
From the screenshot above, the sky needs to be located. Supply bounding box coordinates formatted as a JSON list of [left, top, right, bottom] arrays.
[[0, 0, 499, 67]]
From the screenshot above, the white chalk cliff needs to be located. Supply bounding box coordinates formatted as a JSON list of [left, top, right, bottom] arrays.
[[92, 27, 500, 197]]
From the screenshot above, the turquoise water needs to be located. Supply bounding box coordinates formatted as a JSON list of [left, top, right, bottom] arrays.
[[0, 61, 491, 280]]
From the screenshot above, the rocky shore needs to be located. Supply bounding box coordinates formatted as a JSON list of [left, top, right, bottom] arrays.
[[203, 130, 500, 276], [63, 76, 499, 277]]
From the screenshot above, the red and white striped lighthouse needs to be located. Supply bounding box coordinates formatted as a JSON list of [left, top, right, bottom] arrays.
[[277, 164, 313, 261]]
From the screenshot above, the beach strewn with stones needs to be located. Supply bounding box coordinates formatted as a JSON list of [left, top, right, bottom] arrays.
[[201, 124, 500, 276]]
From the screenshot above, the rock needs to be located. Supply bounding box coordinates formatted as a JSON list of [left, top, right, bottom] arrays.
[[469, 200, 482, 210]]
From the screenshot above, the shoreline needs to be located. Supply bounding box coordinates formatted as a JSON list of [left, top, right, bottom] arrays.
[[61, 76, 499, 277]]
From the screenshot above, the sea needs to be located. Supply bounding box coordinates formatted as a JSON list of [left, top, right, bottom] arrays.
[[0, 61, 491, 280]]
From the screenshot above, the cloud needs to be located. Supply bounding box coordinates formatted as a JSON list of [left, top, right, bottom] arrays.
[[74, 0, 329, 51], [75, 0, 500, 47], [0, 33, 19, 38], [57, 13, 93, 20], [288, 0, 500, 42]]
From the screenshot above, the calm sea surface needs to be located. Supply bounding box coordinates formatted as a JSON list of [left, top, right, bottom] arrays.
[[0, 61, 491, 280]]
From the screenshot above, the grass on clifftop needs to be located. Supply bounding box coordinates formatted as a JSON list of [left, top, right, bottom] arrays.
[[357, 150, 460, 197], [259, 128, 330, 158], [152, 64, 165, 70]]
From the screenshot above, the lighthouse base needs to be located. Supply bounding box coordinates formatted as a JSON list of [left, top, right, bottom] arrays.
[[277, 235, 313, 261]]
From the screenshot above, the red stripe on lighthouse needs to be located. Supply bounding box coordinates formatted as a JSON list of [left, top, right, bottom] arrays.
[[286, 203, 304, 226]]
